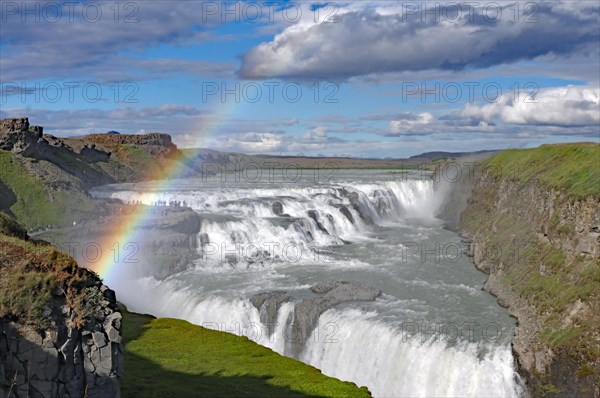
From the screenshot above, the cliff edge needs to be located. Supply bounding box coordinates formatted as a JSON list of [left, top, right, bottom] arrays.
[[0, 213, 123, 397], [458, 143, 599, 397], [0, 117, 197, 230]]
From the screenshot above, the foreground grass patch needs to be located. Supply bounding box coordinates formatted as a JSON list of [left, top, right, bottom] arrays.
[[121, 308, 371, 398]]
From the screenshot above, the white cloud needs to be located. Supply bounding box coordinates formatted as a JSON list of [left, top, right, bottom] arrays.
[[460, 85, 600, 127], [240, 1, 599, 80], [206, 132, 287, 153], [389, 113, 435, 135], [302, 126, 329, 141], [0, 1, 235, 81]]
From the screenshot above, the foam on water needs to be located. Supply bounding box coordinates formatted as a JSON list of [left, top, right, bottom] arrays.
[[92, 174, 524, 397]]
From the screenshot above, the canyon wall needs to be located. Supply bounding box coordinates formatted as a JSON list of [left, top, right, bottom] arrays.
[[452, 144, 599, 397]]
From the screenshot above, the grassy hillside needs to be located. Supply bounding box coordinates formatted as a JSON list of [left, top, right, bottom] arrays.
[[487, 143, 599, 198], [121, 308, 371, 398], [0, 213, 102, 329], [0, 151, 97, 229]]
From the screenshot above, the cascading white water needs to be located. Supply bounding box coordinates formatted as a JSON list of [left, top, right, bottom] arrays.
[[93, 178, 438, 266], [116, 277, 523, 398], [300, 309, 522, 397], [91, 171, 524, 397]]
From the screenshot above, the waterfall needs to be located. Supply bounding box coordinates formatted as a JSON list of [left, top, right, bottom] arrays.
[[93, 179, 440, 270], [117, 278, 523, 398], [91, 175, 524, 397]]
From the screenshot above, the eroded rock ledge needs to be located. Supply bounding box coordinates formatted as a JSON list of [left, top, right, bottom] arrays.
[[459, 167, 599, 397], [251, 281, 382, 357], [0, 285, 123, 398]]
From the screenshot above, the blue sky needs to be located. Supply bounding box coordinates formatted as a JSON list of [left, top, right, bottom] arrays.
[[1, 1, 599, 157]]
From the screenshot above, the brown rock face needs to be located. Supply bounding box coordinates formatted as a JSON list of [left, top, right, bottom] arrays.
[[84, 133, 178, 157], [459, 169, 599, 398], [0, 117, 30, 132]]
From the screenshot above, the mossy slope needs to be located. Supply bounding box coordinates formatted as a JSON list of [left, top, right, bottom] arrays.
[[121, 308, 371, 398]]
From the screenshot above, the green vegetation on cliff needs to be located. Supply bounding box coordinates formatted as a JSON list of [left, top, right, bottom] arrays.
[[461, 143, 600, 397], [0, 151, 97, 228], [0, 213, 103, 329], [121, 308, 371, 398], [487, 143, 599, 198]]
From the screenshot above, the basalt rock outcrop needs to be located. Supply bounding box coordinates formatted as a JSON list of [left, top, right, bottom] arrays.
[[0, 215, 123, 398], [251, 281, 382, 357], [83, 133, 178, 158], [0, 292, 123, 398], [337, 188, 374, 225]]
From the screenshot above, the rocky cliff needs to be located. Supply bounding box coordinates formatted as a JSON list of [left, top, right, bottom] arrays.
[[82, 133, 178, 158], [0, 214, 123, 397], [0, 117, 198, 229], [456, 144, 599, 397]]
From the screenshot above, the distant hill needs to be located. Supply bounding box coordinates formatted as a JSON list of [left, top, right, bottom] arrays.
[[180, 147, 431, 170], [410, 150, 500, 160]]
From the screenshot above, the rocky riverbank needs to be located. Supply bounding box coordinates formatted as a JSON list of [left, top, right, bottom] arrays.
[[453, 144, 599, 397]]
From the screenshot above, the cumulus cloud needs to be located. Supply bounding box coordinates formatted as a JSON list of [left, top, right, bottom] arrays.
[[302, 126, 329, 141], [388, 113, 435, 135], [206, 132, 288, 153], [239, 1, 600, 80], [459, 85, 600, 127]]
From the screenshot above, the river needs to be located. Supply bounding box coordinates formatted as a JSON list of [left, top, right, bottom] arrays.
[[90, 169, 524, 397]]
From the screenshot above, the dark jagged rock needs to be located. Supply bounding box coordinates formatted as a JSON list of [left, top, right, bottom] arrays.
[[292, 219, 314, 241], [83, 133, 178, 158], [30, 126, 43, 136], [250, 291, 290, 335], [272, 201, 284, 216], [0, 222, 123, 397], [0, 294, 123, 398], [339, 206, 354, 224], [251, 282, 381, 357], [230, 230, 246, 244], [252, 282, 382, 358], [79, 146, 111, 163], [307, 210, 329, 234], [338, 188, 374, 225], [288, 281, 381, 356], [0, 117, 29, 132]]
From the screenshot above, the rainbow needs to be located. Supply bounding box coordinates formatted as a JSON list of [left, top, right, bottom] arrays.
[[86, 100, 239, 283]]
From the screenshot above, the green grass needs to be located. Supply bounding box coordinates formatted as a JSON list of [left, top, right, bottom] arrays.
[[0, 151, 97, 228], [487, 143, 600, 198], [121, 308, 371, 398], [541, 327, 583, 348], [0, 151, 61, 228], [0, 232, 98, 330]]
